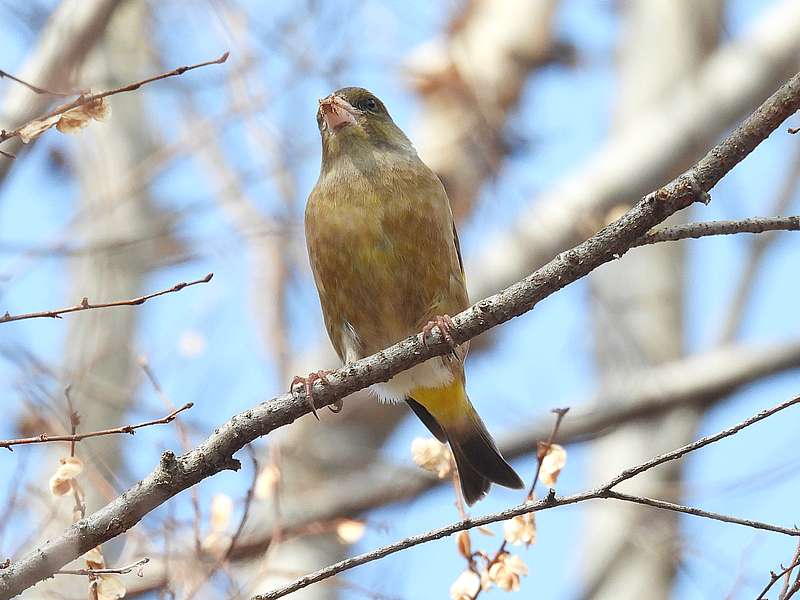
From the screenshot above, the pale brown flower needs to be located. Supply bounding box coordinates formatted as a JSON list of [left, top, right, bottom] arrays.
[[449, 569, 480, 600], [336, 519, 366, 544], [95, 574, 126, 600], [456, 531, 472, 559], [202, 493, 234, 555], [209, 493, 233, 532], [49, 456, 84, 497], [254, 464, 281, 500], [503, 512, 536, 547], [18, 115, 59, 143], [538, 443, 567, 487], [411, 437, 452, 478], [488, 553, 528, 592], [83, 546, 105, 570], [56, 98, 112, 134]]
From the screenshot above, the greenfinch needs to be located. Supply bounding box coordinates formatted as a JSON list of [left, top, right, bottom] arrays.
[[301, 87, 523, 505]]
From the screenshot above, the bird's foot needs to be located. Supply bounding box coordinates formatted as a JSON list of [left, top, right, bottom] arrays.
[[421, 314, 457, 350], [290, 370, 337, 420]]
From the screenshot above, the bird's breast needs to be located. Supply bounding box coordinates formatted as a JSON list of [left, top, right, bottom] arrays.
[[306, 160, 464, 358]]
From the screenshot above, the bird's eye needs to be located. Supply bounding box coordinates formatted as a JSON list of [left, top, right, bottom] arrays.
[[360, 97, 379, 112]]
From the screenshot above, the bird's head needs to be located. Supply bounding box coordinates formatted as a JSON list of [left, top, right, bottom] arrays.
[[316, 87, 412, 166]]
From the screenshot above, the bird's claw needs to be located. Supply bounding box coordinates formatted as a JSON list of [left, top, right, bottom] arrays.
[[421, 314, 457, 349], [290, 370, 334, 420]]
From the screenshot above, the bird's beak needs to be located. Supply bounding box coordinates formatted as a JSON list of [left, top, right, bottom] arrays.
[[319, 94, 358, 132]]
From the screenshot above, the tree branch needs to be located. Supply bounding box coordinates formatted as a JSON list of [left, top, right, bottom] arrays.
[[716, 148, 800, 344], [755, 542, 800, 599], [0, 403, 192, 451], [253, 395, 800, 600], [0, 69, 70, 97], [0, 273, 213, 324], [0, 52, 229, 150], [1, 69, 799, 600], [636, 216, 800, 246], [55, 557, 149, 577]]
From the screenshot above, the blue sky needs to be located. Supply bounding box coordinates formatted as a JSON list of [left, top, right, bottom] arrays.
[[1, 1, 799, 599]]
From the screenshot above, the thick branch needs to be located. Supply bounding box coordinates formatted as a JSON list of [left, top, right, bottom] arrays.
[[1, 70, 799, 599], [0, 273, 212, 324]]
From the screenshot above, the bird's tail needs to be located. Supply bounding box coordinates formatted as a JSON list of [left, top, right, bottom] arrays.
[[410, 380, 524, 505]]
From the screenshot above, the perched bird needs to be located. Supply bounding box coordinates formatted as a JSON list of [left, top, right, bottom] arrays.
[[299, 87, 523, 505]]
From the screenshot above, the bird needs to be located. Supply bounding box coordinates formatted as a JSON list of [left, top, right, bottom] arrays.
[[298, 86, 524, 505]]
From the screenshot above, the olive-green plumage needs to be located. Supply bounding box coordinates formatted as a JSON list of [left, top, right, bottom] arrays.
[[305, 87, 523, 504]]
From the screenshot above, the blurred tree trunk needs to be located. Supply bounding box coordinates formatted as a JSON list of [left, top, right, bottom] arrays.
[[583, 2, 724, 599], [66, 0, 170, 510], [408, 0, 566, 220], [33, 3, 171, 596]]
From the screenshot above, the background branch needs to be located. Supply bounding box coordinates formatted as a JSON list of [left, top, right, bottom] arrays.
[[0, 402, 192, 450], [636, 216, 800, 246], [0, 272, 212, 324], [254, 395, 800, 600]]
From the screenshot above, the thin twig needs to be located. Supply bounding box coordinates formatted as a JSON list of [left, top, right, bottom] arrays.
[[224, 447, 259, 563], [64, 386, 85, 518], [182, 448, 260, 599], [602, 395, 800, 489], [635, 216, 800, 246], [0, 403, 193, 451], [180, 447, 259, 600], [64, 386, 78, 459], [0, 52, 229, 147], [138, 357, 204, 555], [528, 408, 570, 500], [0, 272, 212, 324], [471, 407, 569, 599], [253, 488, 799, 600], [781, 542, 800, 598], [716, 146, 800, 344], [785, 543, 800, 600], [756, 549, 800, 600], [56, 557, 149, 577], [252, 396, 800, 599], [0, 68, 70, 96], [602, 491, 798, 536]]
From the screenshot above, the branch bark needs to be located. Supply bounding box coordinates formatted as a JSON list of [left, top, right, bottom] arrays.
[[1, 66, 799, 600]]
